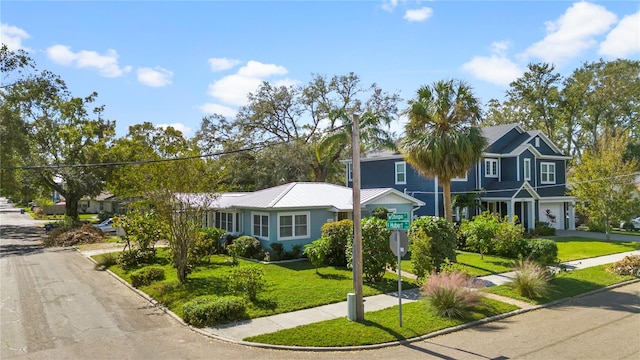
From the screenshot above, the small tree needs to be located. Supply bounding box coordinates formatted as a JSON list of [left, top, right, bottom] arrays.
[[347, 217, 395, 282], [304, 237, 330, 274], [408, 216, 457, 276], [570, 133, 640, 240], [460, 212, 499, 259]]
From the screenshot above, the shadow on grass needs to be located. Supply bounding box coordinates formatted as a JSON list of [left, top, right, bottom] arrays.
[[316, 272, 350, 281]]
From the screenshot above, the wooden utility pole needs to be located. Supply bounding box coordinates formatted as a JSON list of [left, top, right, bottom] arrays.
[[351, 113, 364, 321]]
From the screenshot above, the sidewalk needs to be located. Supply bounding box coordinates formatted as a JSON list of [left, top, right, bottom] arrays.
[[203, 249, 640, 341]]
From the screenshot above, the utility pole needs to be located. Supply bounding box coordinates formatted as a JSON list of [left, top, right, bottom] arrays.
[[352, 113, 364, 322]]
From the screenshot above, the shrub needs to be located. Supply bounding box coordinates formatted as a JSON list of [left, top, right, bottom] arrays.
[[94, 252, 118, 270], [607, 255, 640, 276], [130, 266, 165, 287], [532, 222, 556, 236], [190, 227, 226, 263], [117, 248, 156, 269], [525, 238, 558, 265], [97, 211, 115, 222], [228, 266, 266, 300], [270, 243, 285, 261], [493, 217, 526, 258], [371, 206, 390, 220], [320, 219, 353, 267], [304, 237, 330, 273], [511, 259, 552, 298], [421, 271, 483, 318], [232, 236, 263, 259], [460, 212, 498, 258], [182, 295, 246, 327], [290, 244, 303, 259], [347, 217, 395, 282], [409, 216, 457, 276]]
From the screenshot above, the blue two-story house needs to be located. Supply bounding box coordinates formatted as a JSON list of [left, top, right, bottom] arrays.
[[346, 124, 576, 231]]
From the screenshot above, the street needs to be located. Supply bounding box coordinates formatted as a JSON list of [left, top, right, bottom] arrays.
[[1, 199, 638, 359]]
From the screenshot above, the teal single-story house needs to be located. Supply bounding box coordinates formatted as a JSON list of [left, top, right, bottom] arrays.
[[201, 182, 424, 251]]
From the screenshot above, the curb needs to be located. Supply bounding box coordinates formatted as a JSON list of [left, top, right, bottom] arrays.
[[79, 249, 640, 352]]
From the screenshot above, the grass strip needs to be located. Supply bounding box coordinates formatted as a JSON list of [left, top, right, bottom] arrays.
[[401, 251, 514, 277], [245, 297, 518, 347], [486, 264, 636, 305]]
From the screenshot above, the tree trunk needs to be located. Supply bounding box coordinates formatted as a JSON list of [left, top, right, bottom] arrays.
[[442, 179, 453, 223], [65, 194, 80, 223]]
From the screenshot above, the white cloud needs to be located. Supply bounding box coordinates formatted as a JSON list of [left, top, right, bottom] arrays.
[[382, 0, 399, 13], [599, 11, 640, 58], [46, 44, 132, 77], [208, 57, 241, 71], [137, 67, 173, 87], [198, 103, 238, 118], [403, 7, 433, 22], [156, 123, 192, 137], [0, 23, 30, 51], [206, 60, 292, 107], [461, 41, 524, 86], [237, 60, 287, 78], [522, 2, 617, 64]]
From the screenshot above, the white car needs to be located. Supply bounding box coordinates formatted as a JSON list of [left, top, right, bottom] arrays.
[[620, 217, 640, 231], [94, 218, 116, 234]]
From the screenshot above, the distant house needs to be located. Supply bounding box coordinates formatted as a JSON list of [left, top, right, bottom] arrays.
[[344, 124, 576, 231], [200, 182, 424, 251], [78, 192, 122, 214]]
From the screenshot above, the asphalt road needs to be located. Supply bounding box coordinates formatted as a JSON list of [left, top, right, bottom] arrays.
[[1, 199, 639, 360]]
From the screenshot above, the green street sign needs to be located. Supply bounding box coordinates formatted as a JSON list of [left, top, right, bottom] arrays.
[[386, 220, 410, 231], [387, 213, 409, 221]]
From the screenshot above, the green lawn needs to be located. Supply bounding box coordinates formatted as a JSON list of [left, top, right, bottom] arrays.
[[486, 264, 636, 305], [245, 297, 518, 347], [554, 237, 640, 262], [401, 251, 514, 277], [106, 249, 417, 322]]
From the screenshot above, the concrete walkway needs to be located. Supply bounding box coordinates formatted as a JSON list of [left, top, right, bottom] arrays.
[[204, 249, 640, 341]]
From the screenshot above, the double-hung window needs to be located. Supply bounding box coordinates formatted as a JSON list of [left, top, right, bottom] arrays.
[[540, 162, 556, 184], [485, 159, 498, 178], [395, 161, 406, 185], [347, 162, 353, 182], [252, 212, 269, 238], [523, 158, 531, 181], [215, 211, 237, 233], [278, 212, 309, 240]]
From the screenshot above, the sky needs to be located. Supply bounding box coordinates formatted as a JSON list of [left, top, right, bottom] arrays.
[[2, 1, 639, 138]]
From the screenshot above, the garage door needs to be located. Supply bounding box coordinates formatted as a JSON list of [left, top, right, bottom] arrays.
[[539, 203, 564, 230]]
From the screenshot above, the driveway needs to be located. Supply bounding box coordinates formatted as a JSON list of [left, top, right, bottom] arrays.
[[1, 199, 638, 359]]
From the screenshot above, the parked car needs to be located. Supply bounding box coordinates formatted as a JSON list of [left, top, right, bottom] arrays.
[[94, 218, 116, 234], [620, 217, 640, 231]]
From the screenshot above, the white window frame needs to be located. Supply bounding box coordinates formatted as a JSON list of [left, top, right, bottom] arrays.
[[523, 158, 531, 181], [540, 162, 556, 184], [251, 212, 269, 239], [216, 211, 237, 233], [277, 211, 310, 241], [535, 137, 540, 147], [452, 172, 468, 181], [485, 159, 498, 178], [395, 161, 406, 185], [347, 162, 353, 182]]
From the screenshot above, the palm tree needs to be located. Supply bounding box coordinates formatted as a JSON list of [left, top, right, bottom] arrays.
[[401, 79, 488, 223]]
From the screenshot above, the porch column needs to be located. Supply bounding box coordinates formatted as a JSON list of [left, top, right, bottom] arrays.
[[528, 200, 535, 232], [568, 201, 576, 230], [507, 200, 514, 222]]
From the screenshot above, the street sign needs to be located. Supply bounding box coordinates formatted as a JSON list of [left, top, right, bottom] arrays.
[[389, 230, 409, 257], [387, 213, 410, 231]]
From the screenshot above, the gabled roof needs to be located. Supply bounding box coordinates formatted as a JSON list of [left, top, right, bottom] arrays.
[[481, 123, 522, 146], [208, 182, 424, 211]]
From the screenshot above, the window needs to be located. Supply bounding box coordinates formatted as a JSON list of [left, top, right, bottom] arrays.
[[395, 161, 406, 184], [278, 212, 309, 240], [485, 159, 498, 178], [252, 212, 269, 238], [540, 162, 556, 184], [523, 158, 531, 181], [215, 211, 237, 232], [347, 162, 353, 182], [453, 172, 468, 181], [535, 137, 540, 147]]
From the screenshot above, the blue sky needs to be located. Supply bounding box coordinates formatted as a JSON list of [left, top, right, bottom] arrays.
[[2, 1, 639, 138]]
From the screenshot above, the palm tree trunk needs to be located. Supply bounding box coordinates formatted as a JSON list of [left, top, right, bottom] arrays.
[[442, 179, 453, 223]]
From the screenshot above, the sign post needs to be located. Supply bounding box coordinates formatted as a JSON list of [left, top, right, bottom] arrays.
[[388, 213, 409, 327]]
